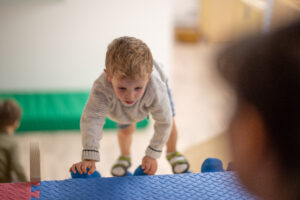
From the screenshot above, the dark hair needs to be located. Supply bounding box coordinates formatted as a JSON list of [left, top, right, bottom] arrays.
[[0, 100, 22, 131], [218, 20, 300, 192]]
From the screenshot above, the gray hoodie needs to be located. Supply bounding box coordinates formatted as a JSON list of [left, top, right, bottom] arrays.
[[81, 61, 172, 161]]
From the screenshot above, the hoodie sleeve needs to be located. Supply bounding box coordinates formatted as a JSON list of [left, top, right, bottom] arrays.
[[81, 82, 110, 162], [146, 81, 173, 159]]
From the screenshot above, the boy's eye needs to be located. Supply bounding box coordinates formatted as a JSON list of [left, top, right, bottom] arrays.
[[118, 87, 126, 91], [135, 87, 142, 91]]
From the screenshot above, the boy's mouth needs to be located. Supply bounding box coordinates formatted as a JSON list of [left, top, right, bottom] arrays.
[[124, 100, 134, 105]]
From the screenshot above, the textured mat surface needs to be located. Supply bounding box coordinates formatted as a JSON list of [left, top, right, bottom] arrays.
[[30, 172, 258, 200], [0, 182, 39, 200], [0, 92, 148, 132]]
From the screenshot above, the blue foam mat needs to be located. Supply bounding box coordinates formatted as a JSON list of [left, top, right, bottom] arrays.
[[32, 172, 258, 200]]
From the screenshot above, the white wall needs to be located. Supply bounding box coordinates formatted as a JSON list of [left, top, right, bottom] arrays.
[[0, 0, 173, 91], [173, 0, 198, 28]]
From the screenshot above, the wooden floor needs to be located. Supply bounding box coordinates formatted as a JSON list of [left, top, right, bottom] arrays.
[[183, 132, 232, 173], [15, 41, 235, 181]]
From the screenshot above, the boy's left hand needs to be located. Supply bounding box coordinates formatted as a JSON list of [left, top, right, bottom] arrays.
[[142, 156, 157, 175]]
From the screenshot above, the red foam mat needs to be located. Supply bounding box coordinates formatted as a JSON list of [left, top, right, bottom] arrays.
[[0, 182, 34, 200]]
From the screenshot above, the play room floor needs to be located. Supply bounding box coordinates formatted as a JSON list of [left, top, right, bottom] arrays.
[[15, 41, 235, 181]]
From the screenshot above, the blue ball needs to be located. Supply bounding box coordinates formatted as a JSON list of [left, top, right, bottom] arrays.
[[201, 158, 224, 173], [71, 168, 101, 179], [134, 165, 147, 176]]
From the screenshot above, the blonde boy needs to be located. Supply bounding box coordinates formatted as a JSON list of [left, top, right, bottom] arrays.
[[70, 36, 189, 176]]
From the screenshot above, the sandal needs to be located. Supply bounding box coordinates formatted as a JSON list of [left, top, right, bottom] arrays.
[[111, 156, 131, 177], [167, 151, 190, 174]]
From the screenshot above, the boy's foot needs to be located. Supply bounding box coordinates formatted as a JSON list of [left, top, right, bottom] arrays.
[[111, 155, 131, 177], [167, 151, 190, 174]]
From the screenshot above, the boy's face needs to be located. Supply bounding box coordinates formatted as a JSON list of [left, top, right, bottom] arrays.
[[108, 74, 149, 106]]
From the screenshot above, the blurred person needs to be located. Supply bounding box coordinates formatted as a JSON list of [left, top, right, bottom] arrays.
[[70, 36, 189, 176], [218, 20, 300, 199], [0, 100, 27, 183]]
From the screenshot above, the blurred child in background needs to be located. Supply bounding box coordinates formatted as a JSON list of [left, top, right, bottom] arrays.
[[0, 100, 27, 183]]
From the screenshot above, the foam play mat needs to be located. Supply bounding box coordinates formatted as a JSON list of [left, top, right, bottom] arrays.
[[0, 92, 148, 132], [0, 172, 258, 200]]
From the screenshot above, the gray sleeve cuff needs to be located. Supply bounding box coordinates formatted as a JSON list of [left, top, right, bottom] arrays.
[[81, 149, 100, 161], [145, 146, 162, 159]]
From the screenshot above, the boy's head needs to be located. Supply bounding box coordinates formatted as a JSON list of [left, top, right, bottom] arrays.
[[105, 36, 153, 80], [105, 37, 153, 106], [218, 21, 300, 199], [0, 100, 22, 133]]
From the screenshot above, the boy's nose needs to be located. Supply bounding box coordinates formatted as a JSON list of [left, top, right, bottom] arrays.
[[125, 91, 134, 100]]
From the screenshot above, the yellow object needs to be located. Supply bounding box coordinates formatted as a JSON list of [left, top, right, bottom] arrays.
[[200, 0, 265, 43], [174, 28, 199, 43]]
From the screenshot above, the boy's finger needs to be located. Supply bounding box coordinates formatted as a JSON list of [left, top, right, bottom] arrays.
[[82, 164, 88, 174], [148, 165, 157, 175], [70, 165, 77, 174], [144, 162, 151, 173], [72, 166, 77, 174], [148, 169, 155, 175], [147, 167, 154, 175], [88, 165, 96, 175], [146, 167, 153, 175], [143, 163, 148, 172], [76, 164, 83, 174]]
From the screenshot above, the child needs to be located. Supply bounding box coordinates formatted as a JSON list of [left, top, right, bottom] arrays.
[[218, 20, 300, 200], [70, 36, 189, 176], [0, 100, 27, 183]]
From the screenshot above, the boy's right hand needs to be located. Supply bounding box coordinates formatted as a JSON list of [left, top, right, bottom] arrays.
[[69, 160, 96, 175]]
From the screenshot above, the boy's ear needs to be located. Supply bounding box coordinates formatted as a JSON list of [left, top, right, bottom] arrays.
[[104, 69, 112, 82], [148, 69, 153, 81], [14, 120, 20, 130]]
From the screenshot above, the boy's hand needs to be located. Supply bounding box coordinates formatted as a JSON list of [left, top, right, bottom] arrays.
[[142, 156, 157, 175], [69, 160, 96, 175]]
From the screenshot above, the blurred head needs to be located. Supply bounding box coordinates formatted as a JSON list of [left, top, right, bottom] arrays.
[[218, 21, 300, 200], [105, 36, 153, 106], [0, 100, 22, 134]]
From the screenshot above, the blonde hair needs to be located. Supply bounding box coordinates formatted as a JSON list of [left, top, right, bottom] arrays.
[[105, 36, 153, 79]]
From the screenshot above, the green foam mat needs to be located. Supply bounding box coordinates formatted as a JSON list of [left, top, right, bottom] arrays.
[[0, 91, 148, 133]]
